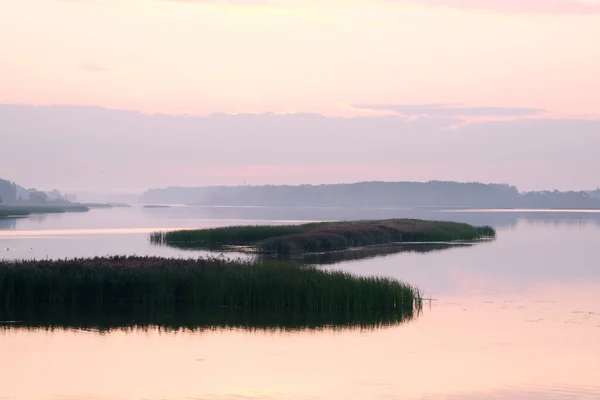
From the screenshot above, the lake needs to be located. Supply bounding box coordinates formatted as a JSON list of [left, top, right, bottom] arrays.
[[1, 206, 599, 400]]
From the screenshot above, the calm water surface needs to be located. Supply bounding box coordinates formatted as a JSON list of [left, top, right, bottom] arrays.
[[1, 206, 599, 400]]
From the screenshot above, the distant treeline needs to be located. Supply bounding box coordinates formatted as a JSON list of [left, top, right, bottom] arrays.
[[0, 178, 18, 204], [0, 177, 71, 205], [0, 177, 91, 217], [141, 181, 600, 209]]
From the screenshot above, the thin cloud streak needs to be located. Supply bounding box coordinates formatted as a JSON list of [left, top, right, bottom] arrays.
[[160, 0, 272, 5], [392, 0, 600, 14], [353, 104, 547, 118]]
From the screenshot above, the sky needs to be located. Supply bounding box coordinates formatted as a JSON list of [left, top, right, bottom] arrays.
[[1, 0, 599, 192]]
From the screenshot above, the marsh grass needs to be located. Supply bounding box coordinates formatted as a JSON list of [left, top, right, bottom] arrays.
[[149, 223, 328, 247], [0, 256, 420, 331], [151, 219, 495, 255]]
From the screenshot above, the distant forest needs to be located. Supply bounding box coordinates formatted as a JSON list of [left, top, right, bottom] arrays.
[[141, 181, 600, 209], [0, 178, 70, 205]]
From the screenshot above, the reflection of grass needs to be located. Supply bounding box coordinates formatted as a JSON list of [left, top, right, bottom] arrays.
[[150, 219, 495, 255], [0, 210, 29, 218], [296, 242, 474, 265], [0, 256, 421, 331], [0, 306, 421, 333], [83, 203, 130, 209]]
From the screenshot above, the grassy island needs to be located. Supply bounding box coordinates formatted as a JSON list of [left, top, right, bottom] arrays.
[[150, 218, 495, 255], [0, 256, 421, 330]]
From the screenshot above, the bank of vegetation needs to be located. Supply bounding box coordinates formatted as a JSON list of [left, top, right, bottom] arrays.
[[0, 256, 421, 330], [150, 219, 495, 255], [0, 204, 89, 218]]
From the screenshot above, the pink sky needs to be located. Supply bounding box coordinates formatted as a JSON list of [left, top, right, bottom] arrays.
[[1, 0, 599, 118], [1, 0, 600, 192]]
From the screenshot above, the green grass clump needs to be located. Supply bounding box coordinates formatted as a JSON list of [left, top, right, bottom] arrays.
[[150, 222, 328, 248], [0, 256, 420, 330], [151, 219, 495, 255]]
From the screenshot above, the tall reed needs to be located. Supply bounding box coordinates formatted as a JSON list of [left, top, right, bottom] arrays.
[[0, 256, 421, 329]]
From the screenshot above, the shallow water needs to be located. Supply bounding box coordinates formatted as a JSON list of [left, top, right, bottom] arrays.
[[1, 206, 599, 399]]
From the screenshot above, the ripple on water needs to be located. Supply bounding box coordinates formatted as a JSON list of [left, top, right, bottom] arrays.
[[418, 384, 600, 400]]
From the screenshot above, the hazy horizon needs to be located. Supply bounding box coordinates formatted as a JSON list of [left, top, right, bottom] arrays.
[[2, 103, 599, 194], [2, 0, 599, 194]]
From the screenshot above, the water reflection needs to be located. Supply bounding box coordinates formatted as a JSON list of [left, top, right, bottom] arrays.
[[151, 239, 484, 262], [0, 217, 17, 230], [2, 287, 598, 400], [1, 214, 600, 400], [419, 385, 600, 400], [1, 305, 421, 333], [295, 242, 478, 265], [4, 205, 600, 234], [141, 205, 600, 229]]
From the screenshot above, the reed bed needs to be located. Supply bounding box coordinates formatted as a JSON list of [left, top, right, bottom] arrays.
[[0, 256, 420, 328], [150, 223, 328, 248], [150, 219, 495, 255]]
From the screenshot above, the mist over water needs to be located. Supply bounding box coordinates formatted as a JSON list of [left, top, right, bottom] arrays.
[[1, 206, 599, 399]]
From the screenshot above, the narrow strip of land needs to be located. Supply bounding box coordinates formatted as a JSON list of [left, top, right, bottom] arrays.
[[150, 218, 495, 255], [0, 204, 89, 218], [0, 203, 131, 218]]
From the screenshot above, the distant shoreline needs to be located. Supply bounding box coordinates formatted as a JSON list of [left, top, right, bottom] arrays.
[[141, 181, 600, 210], [0, 202, 130, 218]]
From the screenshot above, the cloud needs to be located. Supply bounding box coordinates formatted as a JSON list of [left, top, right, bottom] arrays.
[[160, 0, 272, 5], [54, 0, 600, 13], [352, 103, 546, 118], [79, 63, 110, 73], [57, 0, 272, 5], [2, 104, 598, 192], [53, 0, 112, 4], [391, 0, 600, 14]]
